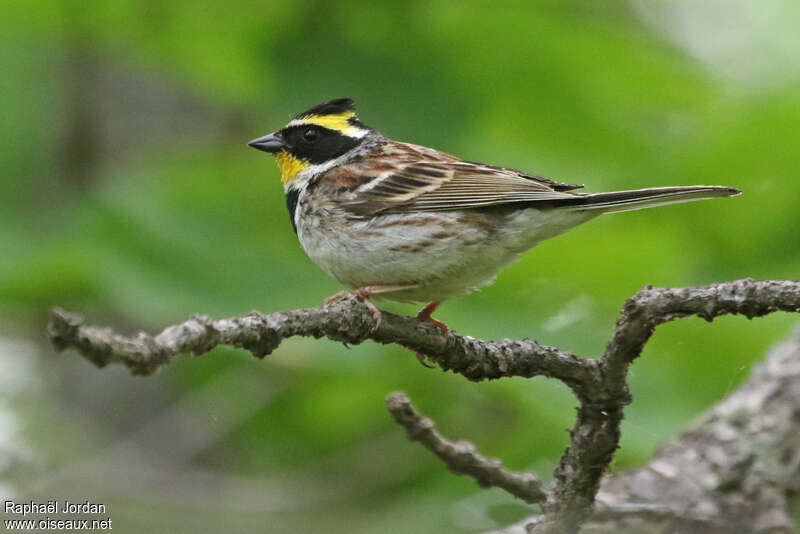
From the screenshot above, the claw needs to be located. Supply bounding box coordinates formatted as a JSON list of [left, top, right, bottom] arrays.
[[355, 289, 383, 328], [415, 351, 436, 368]]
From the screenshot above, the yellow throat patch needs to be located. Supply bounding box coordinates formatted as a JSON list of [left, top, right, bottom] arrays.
[[274, 152, 309, 184]]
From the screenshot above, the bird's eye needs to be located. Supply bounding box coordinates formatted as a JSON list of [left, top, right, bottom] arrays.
[[303, 128, 319, 142]]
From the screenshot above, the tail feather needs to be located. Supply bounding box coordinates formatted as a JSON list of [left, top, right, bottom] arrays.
[[562, 185, 741, 214]]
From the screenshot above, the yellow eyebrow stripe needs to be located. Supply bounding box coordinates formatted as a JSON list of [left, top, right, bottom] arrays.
[[302, 111, 356, 131], [287, 111, 367, 138]]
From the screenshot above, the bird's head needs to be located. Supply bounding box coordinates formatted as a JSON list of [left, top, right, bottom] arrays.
[[248, 98, 372, 186]]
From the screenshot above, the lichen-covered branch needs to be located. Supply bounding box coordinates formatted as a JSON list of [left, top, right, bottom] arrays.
[[596, 325, 800, 533], [496, 327, 800, 534], [47, 278, 800, 534], [386, 392, 546, 504]]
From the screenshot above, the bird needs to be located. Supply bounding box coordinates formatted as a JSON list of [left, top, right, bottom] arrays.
[[248, 97, 740, 358]]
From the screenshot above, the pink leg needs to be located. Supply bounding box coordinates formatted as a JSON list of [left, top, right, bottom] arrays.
[[416, 301, 448, 335], [415, 301, 448, 367]]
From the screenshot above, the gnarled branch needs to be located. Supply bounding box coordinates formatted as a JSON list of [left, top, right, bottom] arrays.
[[496, 326, 800, 534], [47, 278, 800, 533], [540, 278, 800, 533]]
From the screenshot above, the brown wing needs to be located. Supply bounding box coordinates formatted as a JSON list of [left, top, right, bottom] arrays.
[[337, 141, 583, 216]]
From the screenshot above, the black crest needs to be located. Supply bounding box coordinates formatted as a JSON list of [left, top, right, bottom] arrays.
[[294, 97, 356, 119]]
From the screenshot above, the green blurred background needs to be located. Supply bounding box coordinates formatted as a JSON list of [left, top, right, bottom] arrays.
[[1, 1, 798, 532]]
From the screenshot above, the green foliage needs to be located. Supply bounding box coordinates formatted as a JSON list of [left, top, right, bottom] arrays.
[[2, 1, 797, 532]]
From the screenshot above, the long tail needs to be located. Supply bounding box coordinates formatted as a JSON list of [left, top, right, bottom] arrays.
[[559, 185, 741, 214]]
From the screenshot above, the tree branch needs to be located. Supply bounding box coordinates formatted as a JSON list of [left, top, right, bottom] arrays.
[[386, 392, 546, 504], [47, 278, 800, 533], [47, 294, 600, 395]]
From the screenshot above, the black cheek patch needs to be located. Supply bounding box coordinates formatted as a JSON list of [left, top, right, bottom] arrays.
[[305, 133, 360, 164], [280, 125, 360, 164]]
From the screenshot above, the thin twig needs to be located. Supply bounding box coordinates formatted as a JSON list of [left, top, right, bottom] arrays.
[[386, 392, 546, 504]]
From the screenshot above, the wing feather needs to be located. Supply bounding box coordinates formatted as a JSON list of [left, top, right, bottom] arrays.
[[338, 141, 581, 216]]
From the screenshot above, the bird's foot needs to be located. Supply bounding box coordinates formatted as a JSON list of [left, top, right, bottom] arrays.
[[324, 284, 418, 329]]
